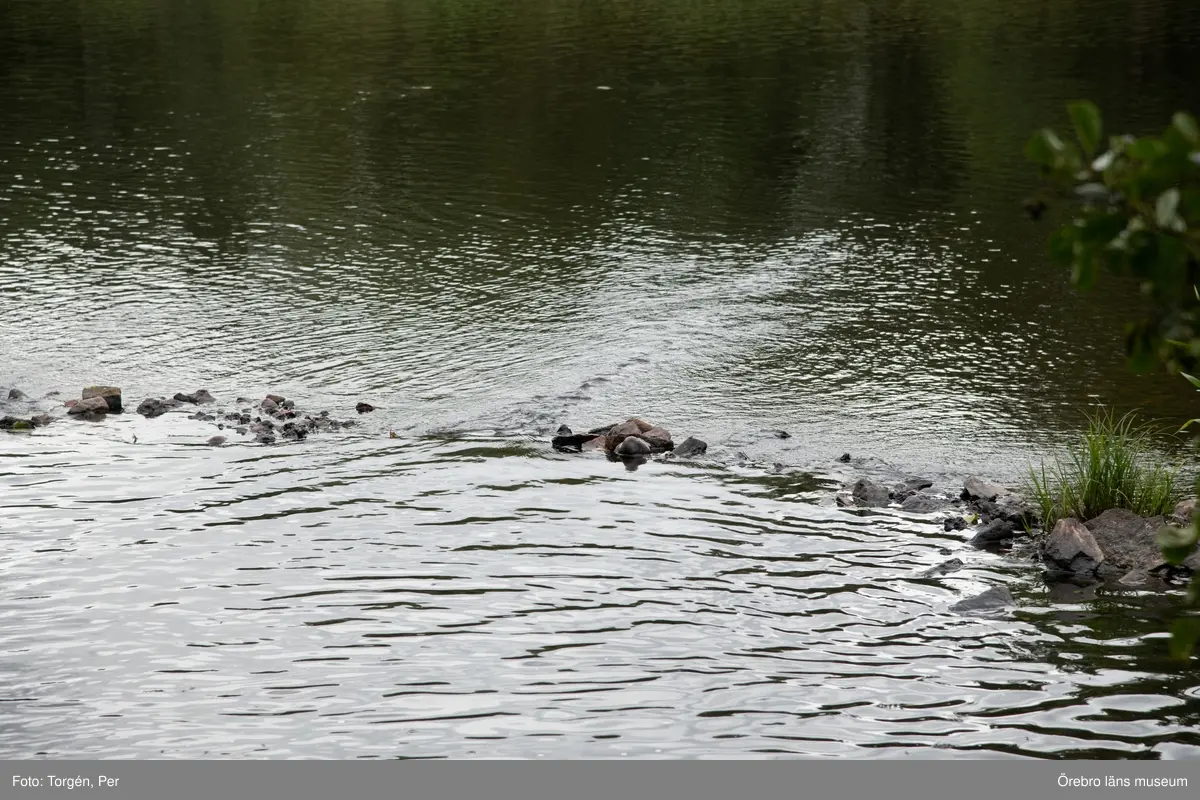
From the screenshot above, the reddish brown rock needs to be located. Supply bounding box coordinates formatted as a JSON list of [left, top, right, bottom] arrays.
[[604, 420, 644, 451]]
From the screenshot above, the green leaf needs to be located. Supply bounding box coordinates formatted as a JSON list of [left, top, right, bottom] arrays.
[[1068, 100, 1103, 158], [1156, 188, 1184, 231], [1157, 524, 1199, 565], [1182, 372, 1200, 390], [1026, 128, 1066, 168], [1169, 617, 1200, 660], [1172, 112, 1200, 147]]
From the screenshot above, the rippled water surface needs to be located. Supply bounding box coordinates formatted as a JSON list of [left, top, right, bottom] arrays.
[[2, 0, 1200, 758]]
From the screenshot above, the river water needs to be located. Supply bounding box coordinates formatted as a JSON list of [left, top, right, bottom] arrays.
[[2, 0, 1199, 759]]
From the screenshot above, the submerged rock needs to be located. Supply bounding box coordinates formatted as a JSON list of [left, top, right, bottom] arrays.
[[0, 416, 33, 431], [356, 402, 375, 414], [1041, 518, 1105, 575], [922, 558, 965, 577], [891, 477, 934, 501], [837, 452, 851, 463], [82, 385, 122, 413], [207, 435, 227, 446], [673, 437, 708, 458], [7, 388, 27, 401], [943, 516, 968, 532], [639, 426, 673, 451], [174, 389, 215, 405], [950, 585, 1015, 615], [900, 492, 950, 514]]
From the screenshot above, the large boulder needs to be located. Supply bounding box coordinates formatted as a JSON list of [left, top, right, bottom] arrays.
[[1041, 518, 1105, 575], [1085, 508, 1200, 578], [82, 385, 122, 413]]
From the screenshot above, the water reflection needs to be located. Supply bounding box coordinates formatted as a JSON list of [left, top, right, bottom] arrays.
[[1, 0, 1199, 759]]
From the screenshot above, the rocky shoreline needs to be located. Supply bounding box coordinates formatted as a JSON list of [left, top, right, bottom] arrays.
[[6, 393, 1196, 609]]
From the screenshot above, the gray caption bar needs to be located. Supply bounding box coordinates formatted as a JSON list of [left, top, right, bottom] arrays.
[[1, 760, 1194, 800]]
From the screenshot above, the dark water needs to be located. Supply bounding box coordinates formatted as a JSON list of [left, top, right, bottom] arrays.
[[2, 0, 1200, 758]]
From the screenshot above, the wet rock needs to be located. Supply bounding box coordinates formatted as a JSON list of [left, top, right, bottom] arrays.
[[236, 397, 253, 405], [943, 516, 968, 532], [582, 435, 607, 451], [0, 416, 33, 431], [68, 395, 110, 416], [356, 402, 375, 414], [265, 394, 286, 405], [772, 430, 791, 439], [82, 385, 122, 413], [255, 432, 276, 445], [891, 477, 934, 501], [614, 435, 652, 457], [630, 418, 654, 433], [261, 397, 279, 413], [639, 426, 673, 451], [587, 423, 617, 436], [837, 452, 851, 463], [900, 492, 950, 514], [556, 425, 572, 436], [136, 397, 178, 418], [950, 585, 1015, 615], [1169, 498, 1196, 526], [972, 494, 1038, 529], [174, 389, 215, 405], [30, 414, 53, 428], [962, 477, 1009, 502], [1084, 508, 1200, 578], [552, 429, 596, 452], [207, 435, 227, 446], [1041, 518, 1105, 575], [850, 478, 891, 508], [235, 426, 247, 435], [604, 420, 644, 451], [7, 388, 27, 400], [922, 558, 964, 577], [969, 519, 1016, 548], [673, 436, 708, 459]]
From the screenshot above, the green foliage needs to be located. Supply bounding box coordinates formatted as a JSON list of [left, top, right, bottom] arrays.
[[1030, 102, 1200, 659], [1026, 101, 1200, 376], [1025, 408, 1180, 531]]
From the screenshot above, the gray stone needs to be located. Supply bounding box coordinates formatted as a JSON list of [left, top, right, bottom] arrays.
[[901, 492, 950, 513], [614, 436, 652, 457], [68, 396, 110, 415], [851, 478, 891, 508], [943, 516, 968, 532], [207, 436, 227, 446], [969, 519, 1016, 548], [892, 477, 934, 501], [1042, 518, 1105, 575], [950, 585, 1015, 615], [82, 385, 122, 413], [673, 436, 708, 458], [962, 477, 1009, 502], [174, 389, 215, 405], [1084, 508, 1200, 578], [7, 388, 27, 401]]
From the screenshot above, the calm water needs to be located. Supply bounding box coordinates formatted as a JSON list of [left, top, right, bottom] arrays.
[[2, 0, 1200, 759]]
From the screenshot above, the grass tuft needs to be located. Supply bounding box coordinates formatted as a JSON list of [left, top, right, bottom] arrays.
[[1026, 408, 1181, 531]]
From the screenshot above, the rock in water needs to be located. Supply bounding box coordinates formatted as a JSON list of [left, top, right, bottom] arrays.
[[639, 426, 673, 451], [604, 420, 644, 451], [922, 558, 965, 578], [1041, 518, 1105, 575], [673, 437, 708, 458], [356, 402, 376, 414], [207, 436, 227, 446], [950, 585, 1015, 615], [900, 493, 949, 513], [851, 478, 890, 508], [837, 453, 851, 463], [7, 388, 27, 400], [82, 386, 122, 412], [614, 436, 652, 457], [137, 397, 177, 418], [962, 476, 1009, 502], [174, 389, 215, 405], [969, 519, 1016, 548], [68, 396, 110, 415]]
